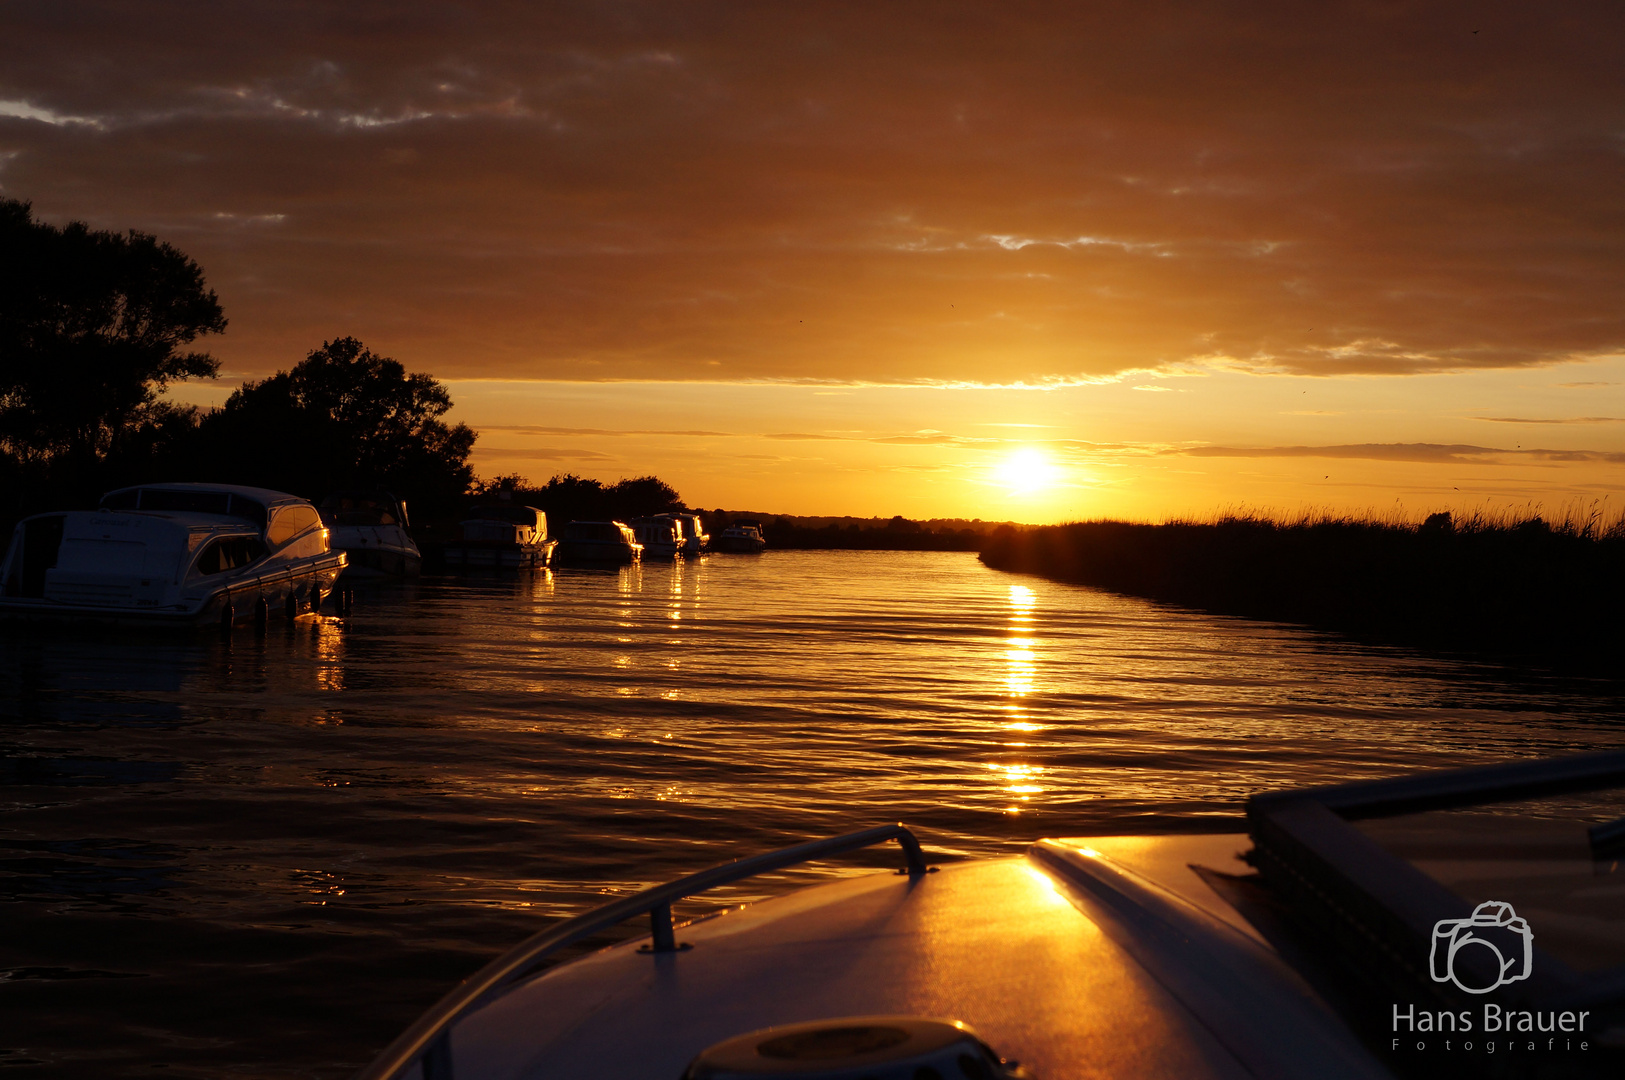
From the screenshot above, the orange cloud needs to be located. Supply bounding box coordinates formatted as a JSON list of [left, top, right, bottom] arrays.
[[1, 3, 1621, 389]]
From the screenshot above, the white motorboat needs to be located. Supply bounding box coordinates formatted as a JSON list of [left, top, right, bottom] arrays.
[[0, 482, 345, 627], [631, 516, 684, 558], [555, 520, 642, 566], [660, 512, 709, 556], [713, 521, 766, 553], [443, 504, 556, 569], [319, 491, 422, 578], [357, 751, 1625, 1080]]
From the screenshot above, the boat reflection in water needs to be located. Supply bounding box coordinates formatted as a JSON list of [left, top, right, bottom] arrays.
[[0, 482, 344, 627], [319, 491, 421, 578], [443, 504, 556, 569], [555, 521, 643, 567]]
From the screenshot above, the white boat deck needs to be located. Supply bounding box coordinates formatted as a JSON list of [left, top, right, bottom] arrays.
[[418, 836, 1384, 1080]]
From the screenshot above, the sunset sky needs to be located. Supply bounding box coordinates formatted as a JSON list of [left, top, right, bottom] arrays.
[[5, 2, 1625, 521]]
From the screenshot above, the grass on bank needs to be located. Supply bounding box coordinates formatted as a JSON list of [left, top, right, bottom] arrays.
[[977, 503, 1625, 668]]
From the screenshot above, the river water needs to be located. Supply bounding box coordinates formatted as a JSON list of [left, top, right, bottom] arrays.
[[2, 550, 1623, 1078]]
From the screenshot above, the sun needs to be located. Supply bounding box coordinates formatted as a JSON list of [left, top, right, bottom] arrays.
[[993, 447, 1059, 494]]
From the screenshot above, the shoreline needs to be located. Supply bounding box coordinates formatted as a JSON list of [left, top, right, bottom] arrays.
[[977, 517, 1625, 676]]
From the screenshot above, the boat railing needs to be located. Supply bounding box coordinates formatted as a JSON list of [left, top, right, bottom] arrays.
[[354, 822, 932, 1080]]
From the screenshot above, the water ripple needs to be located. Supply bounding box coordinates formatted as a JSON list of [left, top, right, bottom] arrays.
[[1, 550, 1622, 1077]]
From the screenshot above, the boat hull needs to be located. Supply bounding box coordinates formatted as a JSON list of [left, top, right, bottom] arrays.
[[0, 552, 347, 627], [331, 524, 423, 578], [555, 541, 639, 566], [442, 540, 556, 569], [711, 536, 765, 553]]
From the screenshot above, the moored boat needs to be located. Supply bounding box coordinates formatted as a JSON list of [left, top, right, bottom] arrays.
[[357, 751, 1625, 1080], [661, 512, 709, 556], [631, 516, 684, 558], [713, 520, 766, 553], [442, 504, 556, 569], [319, 490, 422, 577], [0, 483, 345, 627], [555, 520, 642, 566]]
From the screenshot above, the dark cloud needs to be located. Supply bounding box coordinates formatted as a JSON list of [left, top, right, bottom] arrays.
[[482, 425, 735, 437], [474, 446, 616, 461], [1176, 443, 1625, 464], [1473, 416, 1625, 424], [3, 2, 1623, 383]]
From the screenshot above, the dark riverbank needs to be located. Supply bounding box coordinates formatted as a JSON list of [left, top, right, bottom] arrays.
[[706, 512, 999, 551], [978, 513, 1625, 672]]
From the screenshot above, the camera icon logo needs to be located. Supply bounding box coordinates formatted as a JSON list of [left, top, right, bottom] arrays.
[[1430, 900, 1534, 994]]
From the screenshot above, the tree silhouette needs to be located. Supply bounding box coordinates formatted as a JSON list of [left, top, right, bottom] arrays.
[[604, 476, 683, 519], [0, 197, 224, 469], [470, 472, 686, 524], [201, 337, 475, 515]]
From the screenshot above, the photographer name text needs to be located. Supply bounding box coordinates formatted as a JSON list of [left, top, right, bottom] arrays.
[[1392, 1004, 1589, 1052]]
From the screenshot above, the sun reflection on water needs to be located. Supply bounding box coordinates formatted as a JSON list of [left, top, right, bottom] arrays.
[[313, 616, 345, 692], [1003, 584, 1038, 702], [994, 583, 1045, 812]]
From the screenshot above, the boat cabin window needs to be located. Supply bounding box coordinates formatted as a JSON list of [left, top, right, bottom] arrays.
[[323, 506, 395, 526], [3, 514, 65, 598], [267, 505, 321, 547], [467, 506, 542, 528], [99, 488, 269, 528], [562, 522, 626, 543], [195, 536, 267, 575], [99, 490, 141, 511], [319, 494, 403, 527]]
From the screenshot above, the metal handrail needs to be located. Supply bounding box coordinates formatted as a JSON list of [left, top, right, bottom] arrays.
[[1247, 747, 1625, 820], [353, 823, 931, 1080]]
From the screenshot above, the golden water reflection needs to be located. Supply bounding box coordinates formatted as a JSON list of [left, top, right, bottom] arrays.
[[313, 616, 346, 692], [526, 568, 556, 598], [237, 552, 1604, 841], [996, 583, 1044, 813], [1003, 584, 1038, 702]]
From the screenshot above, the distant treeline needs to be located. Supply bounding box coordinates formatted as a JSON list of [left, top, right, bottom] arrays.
[[707, 512, 1007, 551], [468, 473, 684, 530], [979, 510, 1625, 670]]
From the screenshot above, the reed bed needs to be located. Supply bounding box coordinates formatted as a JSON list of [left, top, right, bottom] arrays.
[[977, 503, 1625, 669]]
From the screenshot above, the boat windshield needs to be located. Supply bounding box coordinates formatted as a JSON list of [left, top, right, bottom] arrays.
[[194, 536, 268, 576], [320, 494, 400, 526], [1354, 807, 1625, 977], [101, 488, 268, 529], [562, 522, 626, 542], [1244, 754, 1625, 1029], [465, 506, 541, 527]]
